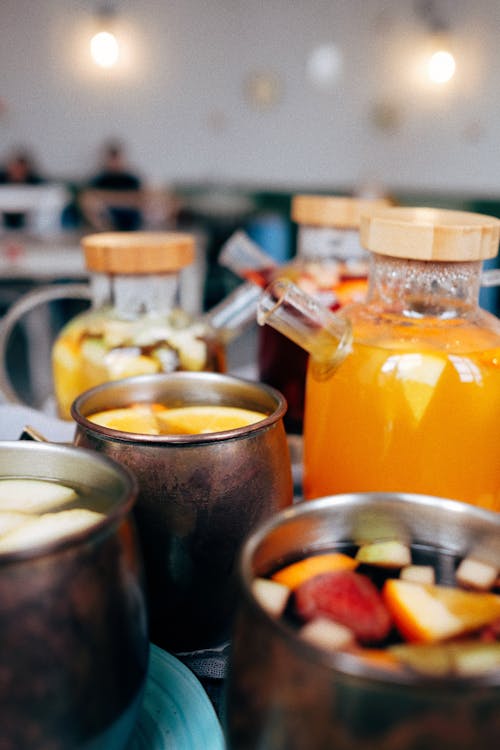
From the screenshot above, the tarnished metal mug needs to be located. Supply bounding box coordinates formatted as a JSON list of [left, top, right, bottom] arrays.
[[71, 371, 294, 652], [227, 493, 500, 750], [0, 442, 148, 750]]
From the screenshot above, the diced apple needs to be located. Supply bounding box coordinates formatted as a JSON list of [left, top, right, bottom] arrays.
[[356, 540, 411, 568], [300, 617, 355, 652], [0, 480, 77, 514], [390, 641, 500, 678], [0, 509, 104, 553], [383, 578, 500, 643], [252, 577, 290, 618], [271, 552, 358, 590], [400, 565, 435, 585], [453, 642, 500, 676], [389, 642, 453, 677], [455, 557, 498, 591]]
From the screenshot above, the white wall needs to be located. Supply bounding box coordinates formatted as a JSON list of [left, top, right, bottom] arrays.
[[1, 0, 500, 194]]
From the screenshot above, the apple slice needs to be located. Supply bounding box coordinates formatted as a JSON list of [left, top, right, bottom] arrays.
[[400, 565, 435, 585], [390, 641, 500, 677], [252, 577, 290, 618], [455, 557, 498, 591], [0, 509, 104, 553], [355, 540, 411, 568], [383, 579, 500, 643], [0, 511, 29, 537], [300, 617, 355, 652], [272, 552, 358, 590], [0, 479, 77, 514]]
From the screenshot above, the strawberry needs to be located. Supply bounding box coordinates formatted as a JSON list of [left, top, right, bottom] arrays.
[[294, 569, 392, 644]]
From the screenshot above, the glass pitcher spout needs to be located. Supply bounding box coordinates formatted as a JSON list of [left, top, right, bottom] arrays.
[[202, 281, 262, 343], [257, 278, 353, 379]]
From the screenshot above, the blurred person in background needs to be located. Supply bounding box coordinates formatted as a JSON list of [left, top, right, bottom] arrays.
[[0, 147, 45, 229], [81, 139, 143, 230]]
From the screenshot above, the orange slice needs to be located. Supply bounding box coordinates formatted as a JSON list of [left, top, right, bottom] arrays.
[[87, 404, 161, 434], [155, 405, 265, 435], [383, 578, 500, 643], [271, 552, 358, 590]]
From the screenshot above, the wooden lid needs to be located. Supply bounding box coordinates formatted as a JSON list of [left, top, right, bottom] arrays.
[[291, 195, 391, 229], [360, 207, 500, 261], [81, 232, 195, 273]]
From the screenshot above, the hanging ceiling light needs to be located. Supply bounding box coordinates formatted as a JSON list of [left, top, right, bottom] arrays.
[[90, 4, 120, 68], [427, 48, 456, 84], [414, 0, 456, 85]]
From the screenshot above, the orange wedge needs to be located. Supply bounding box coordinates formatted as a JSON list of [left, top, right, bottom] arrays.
[[271, 552, 358, 590], [87, 404, 161, 434], [383, 578, 500, 644], [155, 405, 265, 435], [355, 648, 401, 673]]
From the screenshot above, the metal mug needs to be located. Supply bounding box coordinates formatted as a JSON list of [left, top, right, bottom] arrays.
[[0, 441, 148, 750], [226, 492, 500, 750], [71, 371, 294, 652]]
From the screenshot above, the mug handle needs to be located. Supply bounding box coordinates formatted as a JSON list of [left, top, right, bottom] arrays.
[[0, 283, 92, 406]]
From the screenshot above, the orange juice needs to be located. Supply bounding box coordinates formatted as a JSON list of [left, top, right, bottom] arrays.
[[303, 319, 500, 510]]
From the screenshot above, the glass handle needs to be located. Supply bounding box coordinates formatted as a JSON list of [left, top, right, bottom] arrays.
[[202, 282, 261, 342], [257, 279, 352, 379], [219, 230, 279, 282]]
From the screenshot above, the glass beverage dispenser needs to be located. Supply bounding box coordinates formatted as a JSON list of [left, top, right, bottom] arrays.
[[258, 207, 500, 510], [52, 232, 226, 419]]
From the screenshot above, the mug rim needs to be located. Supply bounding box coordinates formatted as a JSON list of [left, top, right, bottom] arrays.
[[0, 441, 138, 563], [71, 371, 288, 445], [238, 491, 500, 689]]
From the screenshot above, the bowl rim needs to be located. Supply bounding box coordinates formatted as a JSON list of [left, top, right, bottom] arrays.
[[71, 371, 288, 444], [0, 441, 138, 563], [238, 491, 500, 689]]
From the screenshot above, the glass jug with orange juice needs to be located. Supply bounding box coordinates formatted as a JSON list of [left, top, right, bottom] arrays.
[[258, 207, 500, 510]]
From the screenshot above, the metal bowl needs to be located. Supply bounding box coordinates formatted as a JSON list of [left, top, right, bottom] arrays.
[[227, 492, 500, 750], [0, 441, 148, 750]]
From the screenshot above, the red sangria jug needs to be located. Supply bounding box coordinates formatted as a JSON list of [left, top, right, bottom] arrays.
[[221, 195, 390, 432]]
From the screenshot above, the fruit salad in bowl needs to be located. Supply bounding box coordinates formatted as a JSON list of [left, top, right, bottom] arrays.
[[226, 492, 500, 750]]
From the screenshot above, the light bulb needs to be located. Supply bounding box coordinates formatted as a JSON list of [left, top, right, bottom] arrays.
[[307, 44, 342, 88], [427, 49, 456, 84], [90, 30, 119, 68]]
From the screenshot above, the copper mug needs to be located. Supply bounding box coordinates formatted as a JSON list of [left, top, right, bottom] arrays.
[[0, 441, 148, 750], [227, 492, 500, 750], [71, 371, 294, 652]]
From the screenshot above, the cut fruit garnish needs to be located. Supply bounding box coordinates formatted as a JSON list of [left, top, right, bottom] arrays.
[[252, 577, 290, 618], [0, 479, 77, 514], [0, 509, 104, 553], [87, 404, 161, 434], [105, 351, 160, 379], [393, 353, 446, 423], [0, 511, 31, 536], [455, 557, 498, 591], [155, 405, 265, 435], [300, 617, 355, 652], [271, 552, 358, 590], [400, 565, 435, 585], [383, 579, 500, 643], [295, 570, 392, 644], [356, 540, 411, 568], [390, 641, 500, 677]]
